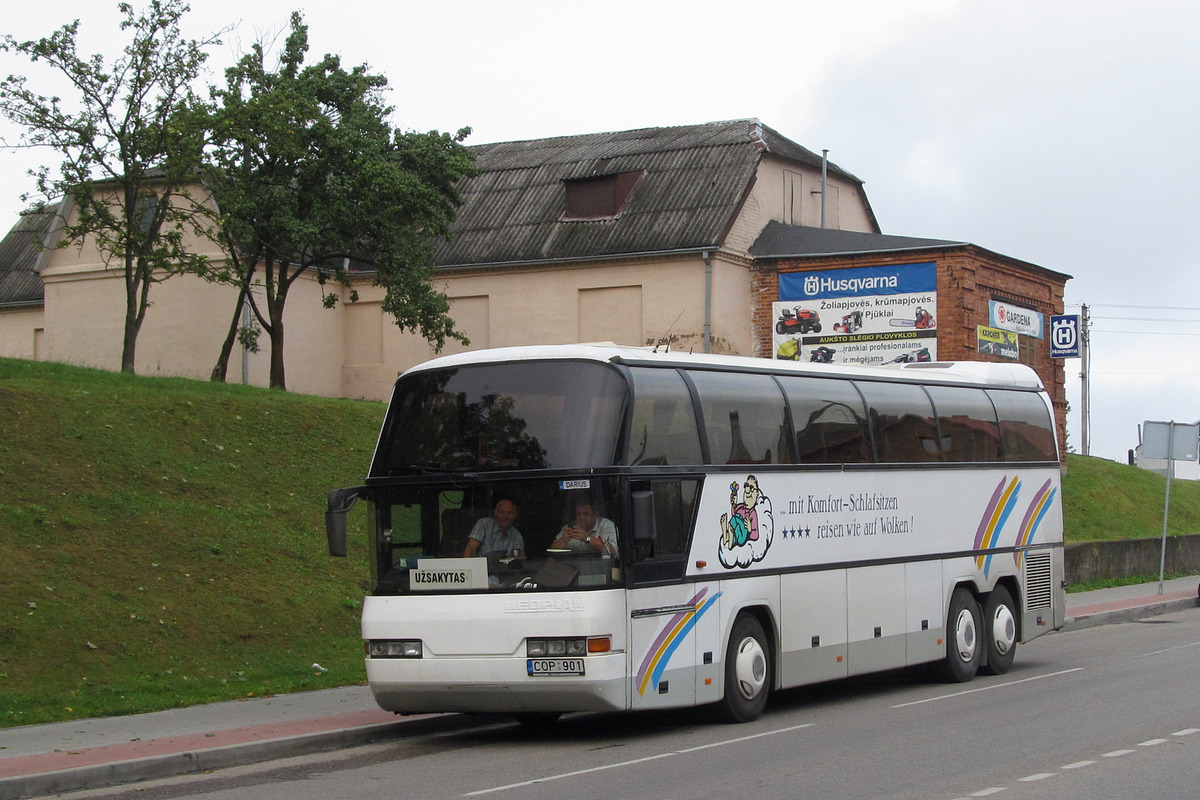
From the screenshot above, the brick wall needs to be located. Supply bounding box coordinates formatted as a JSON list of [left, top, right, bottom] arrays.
[[752, 246, 1070, 458]]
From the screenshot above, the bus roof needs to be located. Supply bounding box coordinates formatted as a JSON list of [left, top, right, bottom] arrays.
[[405, 344, 1046, 390]]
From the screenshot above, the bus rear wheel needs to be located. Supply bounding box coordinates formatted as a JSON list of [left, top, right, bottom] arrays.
[[936, 587, 981, 683], [717, 614, 771, 723], [981, 585, 1017, 675]]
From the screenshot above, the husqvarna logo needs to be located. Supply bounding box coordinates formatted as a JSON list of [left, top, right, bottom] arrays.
[[802, 274, 901, 296], [1052, 317, 1076, 350]]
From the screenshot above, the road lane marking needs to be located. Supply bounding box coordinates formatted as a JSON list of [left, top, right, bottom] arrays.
[[462, 723, 815, 796], [1139, 640, 1200, 658], [891, 668, 1083, 708], [952, 725, 1200, 800]]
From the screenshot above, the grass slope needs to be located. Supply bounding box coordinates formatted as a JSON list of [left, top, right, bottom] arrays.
[[1, 358, 380, 727], [1, 358, 1198, 727], [1062, 451, 1200, 540]]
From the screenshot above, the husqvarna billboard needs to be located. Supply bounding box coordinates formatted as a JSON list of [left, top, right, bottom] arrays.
[[772, 263, 938, 366]]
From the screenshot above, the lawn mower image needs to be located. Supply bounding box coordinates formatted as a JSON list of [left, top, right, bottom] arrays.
[[775, 338, 802, 360], [776, 307, 822, 335], [834, 311, 863, 333], [810, 346, 836, 363]]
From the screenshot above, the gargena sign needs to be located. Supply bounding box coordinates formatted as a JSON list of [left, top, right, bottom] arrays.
[[989, 301, 1044, 339]]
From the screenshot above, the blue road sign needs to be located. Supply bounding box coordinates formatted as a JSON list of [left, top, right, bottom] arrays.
[[1050, 314, 1080, 358]]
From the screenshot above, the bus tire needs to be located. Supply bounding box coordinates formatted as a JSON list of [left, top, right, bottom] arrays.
[[981, 585, 1018, 675], [717, 614, 771, 723], [936, 587, 981, 683]]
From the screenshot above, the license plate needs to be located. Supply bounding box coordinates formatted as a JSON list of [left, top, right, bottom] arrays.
[[527, 658, 585, 676]]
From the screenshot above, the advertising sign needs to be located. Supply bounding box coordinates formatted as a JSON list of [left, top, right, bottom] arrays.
[[773, 263, 938, 366], [989, 300, 1044, 339], [976, 325, 1019, 360], [1049, 314, 1081, 358]]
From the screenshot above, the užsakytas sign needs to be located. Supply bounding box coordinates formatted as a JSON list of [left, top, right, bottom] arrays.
[[773, 263, 938, 366]]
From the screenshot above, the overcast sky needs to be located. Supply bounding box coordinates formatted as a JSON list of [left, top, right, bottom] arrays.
[[3, 0, 1198, 464]]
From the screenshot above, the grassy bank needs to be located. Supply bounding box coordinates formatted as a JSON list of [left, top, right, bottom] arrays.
[[2, 357, 1198, 727], [0, 358, 380, 727]]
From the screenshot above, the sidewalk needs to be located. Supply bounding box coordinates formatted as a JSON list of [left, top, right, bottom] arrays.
[[2, 577, 1198, 800]]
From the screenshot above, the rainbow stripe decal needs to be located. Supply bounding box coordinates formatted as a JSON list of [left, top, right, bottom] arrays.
[[1013, 479, 1058, 568], [974, 477, 1021, 576], [635, 588, 721, 696]]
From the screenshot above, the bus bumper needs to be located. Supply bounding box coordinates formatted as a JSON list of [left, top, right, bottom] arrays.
[[365, 653, 628, 715]]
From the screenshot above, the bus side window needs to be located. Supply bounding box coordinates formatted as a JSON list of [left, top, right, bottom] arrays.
[[988, 389, 1058, 461], [858, 381, 942, 463], [626, 368, 703, 466], [926, 385, 1001, 462], [686, 370, 790, 465], [629, 479, 698, 584], [780, 376, 872, 464]]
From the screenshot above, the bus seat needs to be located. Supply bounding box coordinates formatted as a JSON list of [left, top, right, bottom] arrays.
[[439, 508, 474, 556]]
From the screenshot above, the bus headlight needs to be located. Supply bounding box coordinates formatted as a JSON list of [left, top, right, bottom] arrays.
[[526, 637, 598, 657], [367, 639, 423, 658]]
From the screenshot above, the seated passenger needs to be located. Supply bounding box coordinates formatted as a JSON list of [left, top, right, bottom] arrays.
[[463, 499, 524, 558], [550, 500, 618, 556]]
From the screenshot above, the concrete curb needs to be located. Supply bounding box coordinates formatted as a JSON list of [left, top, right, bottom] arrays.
[[0, 721, 405, 800], [1063, 595, 1200, 631]]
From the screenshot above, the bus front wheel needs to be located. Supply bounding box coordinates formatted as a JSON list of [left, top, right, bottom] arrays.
[[936, 587, 982, 683], [981, 585, 1017, 675], [717, 614, 771, 723]]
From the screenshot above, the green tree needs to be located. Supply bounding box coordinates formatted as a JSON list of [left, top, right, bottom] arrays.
[[205, 13, 477, 390], [0, 0, 223, 374]]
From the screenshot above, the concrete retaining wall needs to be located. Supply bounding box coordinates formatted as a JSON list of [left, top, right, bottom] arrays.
[[1066, 534, 1200, 584]]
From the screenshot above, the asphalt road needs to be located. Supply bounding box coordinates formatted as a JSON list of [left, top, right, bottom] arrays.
[[53, 606, 1200, 800]]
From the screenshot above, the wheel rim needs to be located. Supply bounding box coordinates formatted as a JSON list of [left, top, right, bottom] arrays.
[[733, 635, 767, 700], [953, 607, 978, 662], [990, 603, 1016, 656]]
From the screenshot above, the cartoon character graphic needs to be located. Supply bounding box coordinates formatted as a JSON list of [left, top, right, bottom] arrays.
[[719, 475, 774, 568]]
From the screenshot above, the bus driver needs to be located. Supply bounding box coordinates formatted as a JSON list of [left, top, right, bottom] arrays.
[[551, 499, 618, 556], [463, 499, 524, 558]]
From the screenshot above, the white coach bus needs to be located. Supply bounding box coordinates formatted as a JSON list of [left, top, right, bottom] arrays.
[[325, 344, 1065, 723]]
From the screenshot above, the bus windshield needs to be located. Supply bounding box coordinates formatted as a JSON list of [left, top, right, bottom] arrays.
[[372, 361, 628, 474], [368, 477, 627, 594]]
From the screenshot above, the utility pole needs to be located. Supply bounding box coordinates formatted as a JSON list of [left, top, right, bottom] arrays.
[[1080, 303, 1090, 456]]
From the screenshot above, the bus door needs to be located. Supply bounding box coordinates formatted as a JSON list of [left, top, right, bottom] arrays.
[[629, 579, 723, 711], [626, 479, 721, 710]]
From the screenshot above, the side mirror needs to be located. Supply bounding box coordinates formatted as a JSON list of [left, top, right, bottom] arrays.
[[325, 487, 360, 557], [631, 490, 656, 560]]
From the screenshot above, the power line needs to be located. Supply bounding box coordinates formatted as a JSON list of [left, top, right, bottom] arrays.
[[1091, 316, 1200, 324], [1090, 329, 1200, 336], [1089, 371, 1200, 377], [1067, 303, 1200, 313]]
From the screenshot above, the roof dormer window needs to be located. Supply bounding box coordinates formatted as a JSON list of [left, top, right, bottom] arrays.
[[562, 170, 645, 220]]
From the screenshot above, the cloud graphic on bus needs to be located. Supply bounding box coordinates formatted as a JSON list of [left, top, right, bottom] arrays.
[[718, 475, 774, 569]]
